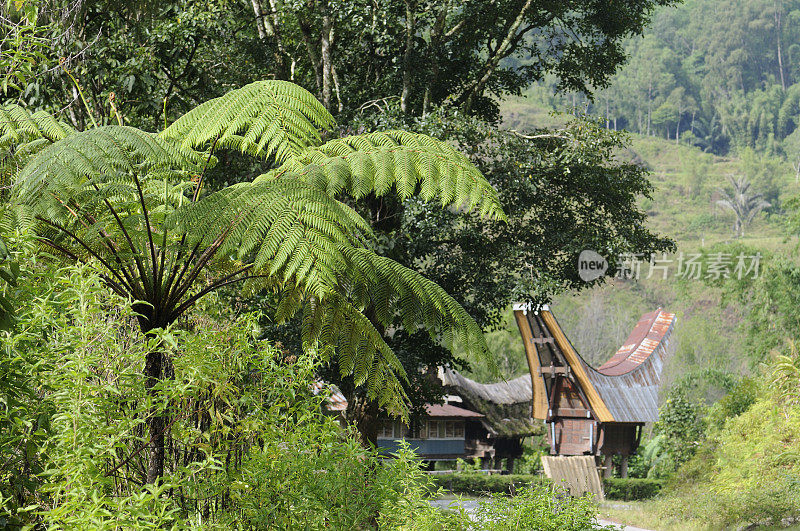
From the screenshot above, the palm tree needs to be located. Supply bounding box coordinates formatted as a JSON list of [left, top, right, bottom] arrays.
[[716, 175, 770, 238], [3, 81, 504, 483]]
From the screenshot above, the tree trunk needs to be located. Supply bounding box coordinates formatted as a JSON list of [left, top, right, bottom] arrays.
[[400, 0, 416, 113], [264, 0, 289, 79], [776, 1, 786, 91], [145, 348, 167, 484], [423, 6, 462, 115], [646, 80, 652, 136], [422, 11, 445, 115], [464, 0, 533, 113], [345, 394, 380, 448], [250, 0, 267, 40], [320, 3, 333, 111], [298, 16, 323, 98]]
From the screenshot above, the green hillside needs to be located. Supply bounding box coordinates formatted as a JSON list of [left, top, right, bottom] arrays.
[[470, 98, 800, 393]]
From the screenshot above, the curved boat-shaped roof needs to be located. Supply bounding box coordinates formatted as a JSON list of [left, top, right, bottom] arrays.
[[597, 309, 676, 376], [513, 305, 676, 423]]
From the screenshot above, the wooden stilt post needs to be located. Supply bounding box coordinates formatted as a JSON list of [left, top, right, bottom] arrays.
[[603, 454, 614, 479], [620, 455, 629, 478]]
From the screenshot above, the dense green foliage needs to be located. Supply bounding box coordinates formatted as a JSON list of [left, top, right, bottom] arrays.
[[650, 364, 800, 528], [602, 478, 664, 501], [5, 0, 677, 124], [413, 484, 612, 531], [21, 0, 800, 528], [431, 473, 550, 496], [531, 0, 800, 159], [4, 79, 507, 439], [0, 262, 436, 528], [0, 257, 615, 528], [2, 0, 677, 448]]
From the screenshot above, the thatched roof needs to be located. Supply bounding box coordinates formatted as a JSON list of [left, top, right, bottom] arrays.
[[440, 368, 543, 439]]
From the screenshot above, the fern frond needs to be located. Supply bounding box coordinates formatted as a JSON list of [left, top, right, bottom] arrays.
[[0, 104, 74, 147], [337, 246, 496, 372], [14, 126, 202, 205], [161, 80, 335, 162], [173, 179, 372, 298], [303, 294, 409, 417], [0, 105, 76, 188], [256, 130, 506, 220]]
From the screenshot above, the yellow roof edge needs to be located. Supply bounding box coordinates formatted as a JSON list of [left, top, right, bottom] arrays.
[[540, 310, 615, 423], [513, 310, 549, 420]]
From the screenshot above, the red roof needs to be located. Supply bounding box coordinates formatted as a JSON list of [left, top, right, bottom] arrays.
[[597, 308, 676, 376], [425, 403, 484, 418], [312, 381, 348, 411]]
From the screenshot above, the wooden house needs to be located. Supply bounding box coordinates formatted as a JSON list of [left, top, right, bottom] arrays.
[[376, 374, 541, 470], [438, 369, 542, 472], [377, 403, 486, 461], [513, 303, 676, 477]]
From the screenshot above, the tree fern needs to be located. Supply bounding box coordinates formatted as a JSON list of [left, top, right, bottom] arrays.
[[10, 81, 506, 458]]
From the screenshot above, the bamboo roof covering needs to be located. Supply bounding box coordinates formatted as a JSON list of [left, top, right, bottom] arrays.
[[440, 369, 542, 438]]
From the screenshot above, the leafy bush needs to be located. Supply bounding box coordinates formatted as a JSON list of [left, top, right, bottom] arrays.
[[653, 385, 705, 473], [654, 357, 800, 528], [411, 483, 613, 530], [705, 376, 759, 431], [0, 265, 441, 529], [602, 478, 664, 500], [432, 473, 550, 495], [626, 435, 668, 479]]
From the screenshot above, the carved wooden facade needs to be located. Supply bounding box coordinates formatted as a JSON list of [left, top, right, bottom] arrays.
[[514, 304, 676, 469]]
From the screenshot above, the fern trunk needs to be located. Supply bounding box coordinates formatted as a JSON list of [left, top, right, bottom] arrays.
[[144, 348, 168, 484]]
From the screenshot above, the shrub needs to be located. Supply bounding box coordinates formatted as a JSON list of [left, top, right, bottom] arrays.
[[0, 265, 442, 529], [411, 482, 612, 530], [705, 376, 759, 431], [653, 385, 705, 473], [655, 370, 800, 528], [432, 473, 550, 495], [602, 478, 664, 500]]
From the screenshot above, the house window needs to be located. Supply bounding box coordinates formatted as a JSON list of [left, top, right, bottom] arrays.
[[379, 420, 406, 439], [426, 420, 464, 439]]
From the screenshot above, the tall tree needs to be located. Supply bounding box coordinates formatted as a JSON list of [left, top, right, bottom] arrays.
[[716, 174, 771, 237]]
